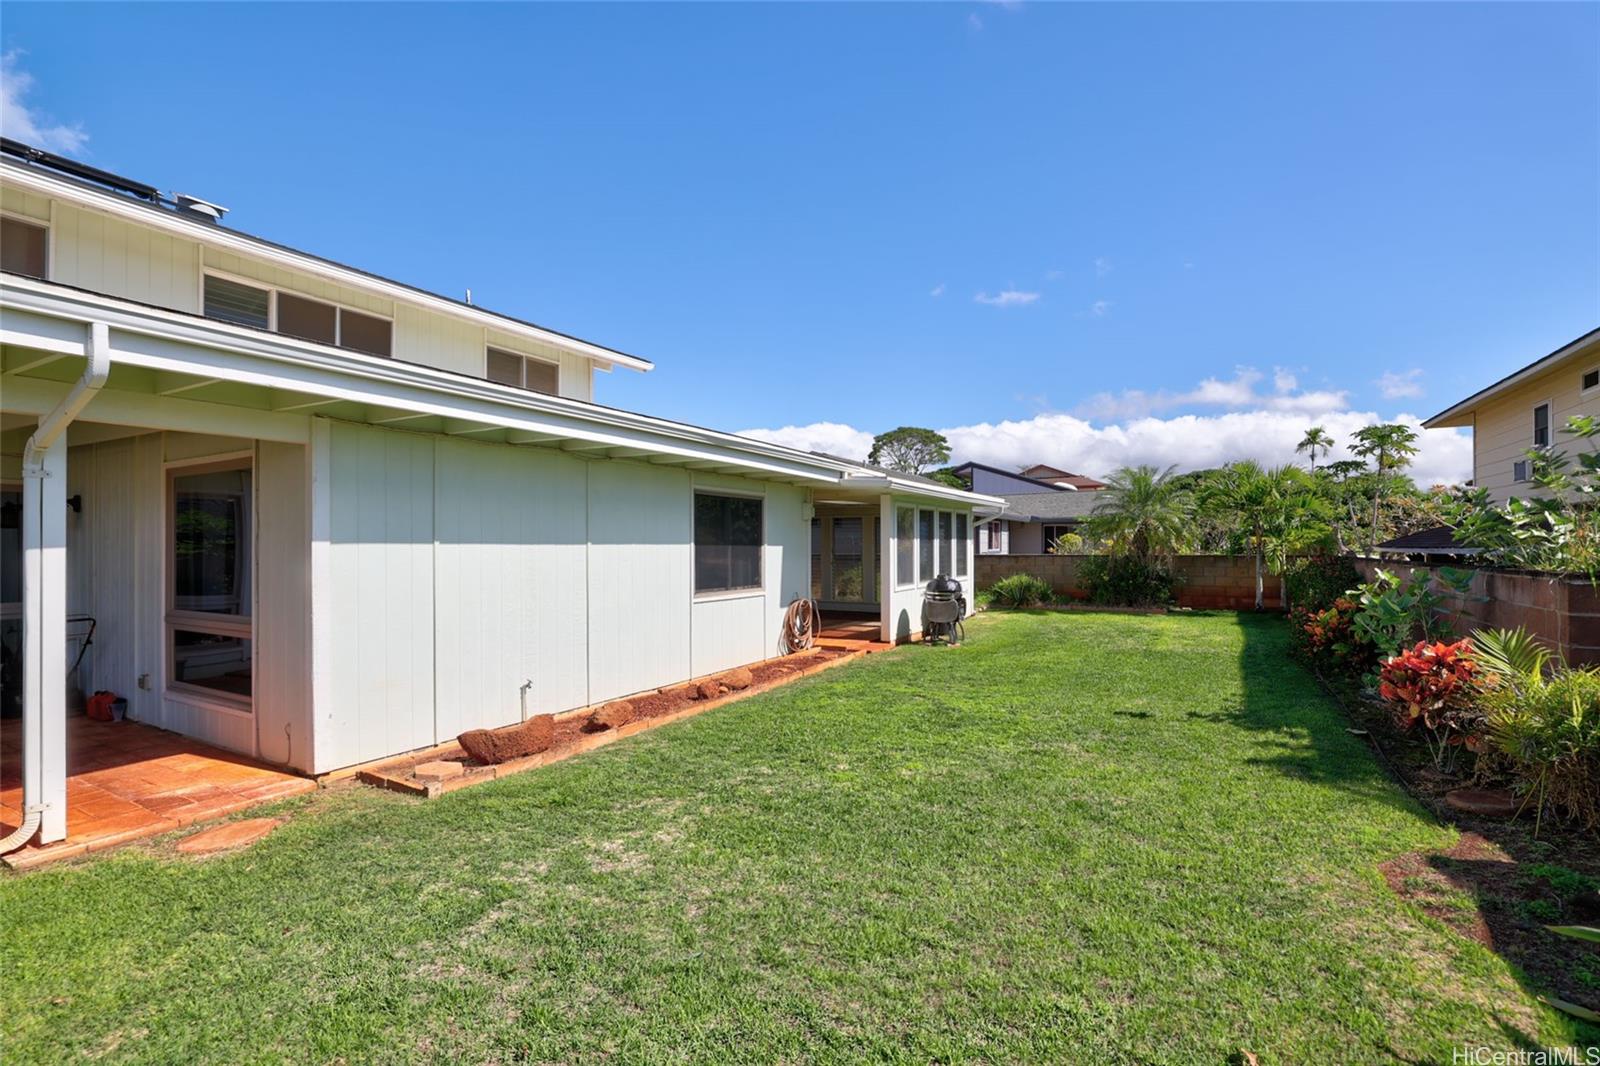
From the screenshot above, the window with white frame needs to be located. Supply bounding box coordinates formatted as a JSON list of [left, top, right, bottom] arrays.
[[1, 216, 48, 279], [895, 506, 915, 586], [955, 514, 969, 577], [169, 461, 253, 706], [202, 274, 393, 357], [917, 509, 934, 581], [694, 492, 763, 594], [1533, 402, 1551, 450], [1585, 368, 1600, 394], [486, 347, 559, 396], [983, 521, 1003, 552]]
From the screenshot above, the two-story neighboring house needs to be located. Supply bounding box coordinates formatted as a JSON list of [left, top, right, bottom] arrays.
[[948, 461, 1102, 554], [1424, 327, 1600, 502], [0, 139, 1001, 851]]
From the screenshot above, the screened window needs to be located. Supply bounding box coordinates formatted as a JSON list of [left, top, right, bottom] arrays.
[[695, 493, 762, 594], [831, 517, 864, 600], [170, 462, 253, 705], [276, 292, 337, 345], [896, 506, 915, 586], [203, 275, 270, 329], [1534, 403, 1551, 450], [810, 517, 822, 600], [1, 216, 47, 279], [339, 308, 392, 358], [956, 514, 969, 577], [1585, 369, 1600, 393], [918, 509, 934, 582], [486, 347, 558, 395], [938, 512, 953, 576]]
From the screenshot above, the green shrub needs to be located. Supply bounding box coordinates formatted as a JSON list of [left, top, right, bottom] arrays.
[[1079, 555, 1176, 607], [1282, 555, 1361, 612], [985, 573, 1054, 608]]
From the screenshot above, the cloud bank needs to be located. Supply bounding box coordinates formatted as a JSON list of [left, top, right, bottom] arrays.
[[0, 52, 86, 153], [739, 368, 1472, 488]]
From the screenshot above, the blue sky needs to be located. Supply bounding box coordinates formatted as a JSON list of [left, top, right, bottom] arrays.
[[3, 2, 1596, 484]]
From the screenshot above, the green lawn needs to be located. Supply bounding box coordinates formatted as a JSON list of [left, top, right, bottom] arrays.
[[1, 612, 1590, 1063]]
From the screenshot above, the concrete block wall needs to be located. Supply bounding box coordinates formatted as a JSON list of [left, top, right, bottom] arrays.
[[974, 554, 1281, 610]]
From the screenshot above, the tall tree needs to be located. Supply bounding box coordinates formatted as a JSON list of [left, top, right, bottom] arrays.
[[867, 427, 951, 475], [1296, 426, 1335, 473], [1348, 423, 1420, 554], [1200, 462, 1326, 609], [1083, 465, 1194, 565]]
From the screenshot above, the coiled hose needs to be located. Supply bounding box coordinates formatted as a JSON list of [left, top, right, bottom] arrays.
[[781, 598, 819, 654]]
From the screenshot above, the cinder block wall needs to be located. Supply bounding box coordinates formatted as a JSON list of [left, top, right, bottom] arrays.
[[1353, 559, 1600, 666], [974, 554, 1282, 610]]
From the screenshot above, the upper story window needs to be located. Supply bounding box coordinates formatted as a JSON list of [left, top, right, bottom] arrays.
[[202, 274, 392, 358], [1584, 368, 1599, 394], [485, 347, 559, 395], [1533, 402, 1551, 450], [1, 216, 48, 279]]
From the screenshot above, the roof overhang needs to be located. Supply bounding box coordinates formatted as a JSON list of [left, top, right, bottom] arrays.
[[0, 276, 847, 484], [1423, 326, 1600, 429], [1, 159, 653, 373], [824, 472, 1006, 511]]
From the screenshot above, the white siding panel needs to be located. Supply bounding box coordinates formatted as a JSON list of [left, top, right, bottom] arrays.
[[559, 353, 593, 402], [326, 421, 436, 766], [256, 441, 312, 769], [394, 303, 484, 377], [587, 461, 692, 701], [765, 482, 809, 656], [434, 437, 589, 736], [691, 595, 765, 677], [1, 185, 51, 221], [52, 204, 199, 313]]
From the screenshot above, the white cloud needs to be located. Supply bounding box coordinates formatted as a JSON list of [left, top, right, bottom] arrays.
[[1273, 367, 1298, 393], [929, 282, 946, 298], [1085, 299, 1111, 317], [1094, 257, 1113, 278], [1379, 368, 1425, 399], [1076, 366, 1350, 421], [974, 289, 1039, 307], [0, 52, 86, 154], [740, 409, 1472, 489]]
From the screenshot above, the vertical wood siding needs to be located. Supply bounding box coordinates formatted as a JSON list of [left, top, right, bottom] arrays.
[[51, 204, 200, 313], [255, 440, 312, 767]]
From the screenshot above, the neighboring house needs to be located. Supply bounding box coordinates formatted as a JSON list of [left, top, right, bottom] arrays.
[[948, 462, 1103, 554], [1423, 326, 1600, 503], [1017, 464, 1107, 491], [0, 139, 1001, 847]]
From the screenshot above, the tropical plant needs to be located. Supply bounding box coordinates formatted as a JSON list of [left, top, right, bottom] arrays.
[[984, 573, 1054, 608], [1348, 423, 1420, 554], [1282, 555, 1361, 612], [1444, 415, 1600, 580], [1349, 566, 1474, 666], [1470, 627, 1600, 832], [1377, 638, 1481, 770], [1198, 461, 1328, 610], [867, 427, 951, 475], [1296, 426, 1335, 473], [1078, 554, 1177, 607], [1046, 531, 1085, 555], [1289, 596, 1376, 675], [1083, 465, 1193, 565]]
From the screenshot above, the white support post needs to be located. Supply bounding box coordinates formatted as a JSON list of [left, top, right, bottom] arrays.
[[22, 443, 69, 843], [879, 494, 894, 643]]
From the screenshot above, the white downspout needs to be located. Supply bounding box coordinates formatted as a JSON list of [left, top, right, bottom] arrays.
[[1, 322, 110, 855]]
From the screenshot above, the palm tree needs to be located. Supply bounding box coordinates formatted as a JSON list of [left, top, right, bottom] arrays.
[[1200, 462, 1325, 609], [1349, 423, 1420, 554], [1296, 426, 1335, 473], [1084, 465, 1193, 565]]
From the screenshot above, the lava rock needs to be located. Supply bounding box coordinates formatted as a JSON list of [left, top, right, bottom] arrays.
[[696, 680, 724, 700], [720, 667, 754, 691], [584, 700, 635, 733]]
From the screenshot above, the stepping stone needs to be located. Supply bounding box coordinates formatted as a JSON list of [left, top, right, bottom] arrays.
[[414, 760, 465, 781], [1444, 789, 1519, 817], [176, 817, 282, 855]]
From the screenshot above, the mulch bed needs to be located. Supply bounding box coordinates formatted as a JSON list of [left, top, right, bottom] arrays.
[[358, 647, 856, 797], [1313, 669, 1600, 1013]]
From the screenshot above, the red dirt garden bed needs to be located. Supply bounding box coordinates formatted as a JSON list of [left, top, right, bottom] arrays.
[[356, 647, 859, 798]]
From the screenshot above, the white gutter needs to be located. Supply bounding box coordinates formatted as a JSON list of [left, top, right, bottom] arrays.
[[1, 321, 109, 855]]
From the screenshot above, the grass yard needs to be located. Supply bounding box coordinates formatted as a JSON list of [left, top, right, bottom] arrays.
[[2, 612, 1592, 1063]]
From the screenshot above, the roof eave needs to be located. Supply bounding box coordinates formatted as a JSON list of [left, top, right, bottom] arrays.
[[1422, 326, 1600, 428]]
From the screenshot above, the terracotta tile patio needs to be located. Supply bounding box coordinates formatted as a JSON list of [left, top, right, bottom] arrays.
[[0, 716, 314, 870], [815, 611, 890, 650]]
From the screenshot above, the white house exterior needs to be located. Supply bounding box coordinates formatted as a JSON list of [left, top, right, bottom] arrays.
[[0, 140, 1001, 849]]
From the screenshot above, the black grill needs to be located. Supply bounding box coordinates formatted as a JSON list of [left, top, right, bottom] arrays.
[[921, 575, 967, 645]]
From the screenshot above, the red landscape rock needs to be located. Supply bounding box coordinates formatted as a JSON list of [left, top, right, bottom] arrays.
[[720, 667, 754, 691], [458, 714, 555, 764], [176, 817, 282, 855], [584, 700, 635, 733], [1444, 788, 1519, 818], [414, 760, 465, 781], [695, 680, 724, 701]]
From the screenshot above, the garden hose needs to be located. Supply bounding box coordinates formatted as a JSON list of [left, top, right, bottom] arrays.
[[781, 598, 819, 654]]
